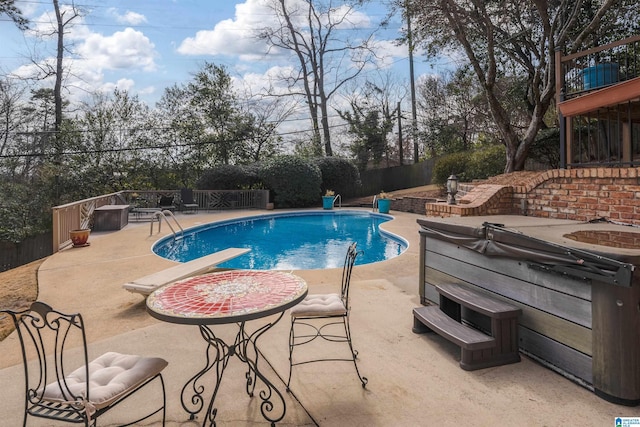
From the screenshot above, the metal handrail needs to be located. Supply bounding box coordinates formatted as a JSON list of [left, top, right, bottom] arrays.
[[151, 210, 184, 238], [372, 195, 378, 211], [333, 194, 342, 208]]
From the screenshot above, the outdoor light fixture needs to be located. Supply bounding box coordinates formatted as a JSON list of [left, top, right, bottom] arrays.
[[447, 174, 458, 205]]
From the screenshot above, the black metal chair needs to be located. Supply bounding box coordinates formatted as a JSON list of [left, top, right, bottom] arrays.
[[1, 301, 168, 426], [287, 242, 368, 389], [157, 194, 175, 212], [180, 188, 199, 213]]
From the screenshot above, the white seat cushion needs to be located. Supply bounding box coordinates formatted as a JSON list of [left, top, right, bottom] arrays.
[[290, 293, 347, 317], [42, 351, 168, 410]]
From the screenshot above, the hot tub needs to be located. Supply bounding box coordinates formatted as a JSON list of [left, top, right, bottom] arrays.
[[418, 215, 640, 406]]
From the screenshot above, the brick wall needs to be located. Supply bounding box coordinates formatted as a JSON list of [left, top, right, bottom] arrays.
[[424, 168, 640, 226], [390, 196, 436, 214]]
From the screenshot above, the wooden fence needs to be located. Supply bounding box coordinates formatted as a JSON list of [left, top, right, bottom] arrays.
[[0, 233, 52, 272], [358, 159, 436, 196]]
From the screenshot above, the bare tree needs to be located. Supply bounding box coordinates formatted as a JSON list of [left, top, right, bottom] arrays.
[[18, 0, 81, 173], [51, 0, 80, 137], [0, 77, 26, 158], [406, 0, 628, 172], [259, 0, 377, 156]]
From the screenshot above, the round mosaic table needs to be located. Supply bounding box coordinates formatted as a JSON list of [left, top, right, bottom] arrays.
[[146, 270, 308, 426]]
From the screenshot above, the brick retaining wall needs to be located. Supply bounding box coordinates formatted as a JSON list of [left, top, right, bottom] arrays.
[[424, 168, 640, 226]]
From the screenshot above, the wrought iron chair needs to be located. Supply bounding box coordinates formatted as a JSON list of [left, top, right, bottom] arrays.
[[1, 301, 168, 427], [287, 242, 368, 389]]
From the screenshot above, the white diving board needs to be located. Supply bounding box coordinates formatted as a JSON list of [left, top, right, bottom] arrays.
[[123, 247, 251, 296]]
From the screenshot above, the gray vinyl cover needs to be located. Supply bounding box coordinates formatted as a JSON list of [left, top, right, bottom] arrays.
[[417, 219, 634, 287]]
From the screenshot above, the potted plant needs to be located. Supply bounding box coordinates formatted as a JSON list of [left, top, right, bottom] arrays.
[[322, 190, 335, 209], [69, 228, 91, 247], [377, 191, 393, 214]]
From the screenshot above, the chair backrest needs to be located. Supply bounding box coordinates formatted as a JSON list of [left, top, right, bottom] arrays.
[[158, 195, 174, 207], [340, 242, 360, 307], [2, 301, 91, 409], [180, 188, 195, 204]]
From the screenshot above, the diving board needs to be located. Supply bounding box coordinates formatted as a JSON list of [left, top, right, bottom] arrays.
[[123, 247, 251, 296]]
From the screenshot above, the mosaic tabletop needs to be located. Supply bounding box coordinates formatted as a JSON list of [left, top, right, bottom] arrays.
[[146, 270, 308, 325]]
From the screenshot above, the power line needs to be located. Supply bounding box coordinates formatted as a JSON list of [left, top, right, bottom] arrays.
[[0, 122, 351, 159]]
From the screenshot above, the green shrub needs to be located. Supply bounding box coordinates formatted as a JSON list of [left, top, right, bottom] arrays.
[[433, 145, 506, 186], [432, 151, 470, 186], [466, 144, 506, 180], [196, 164, 259, 190], [313, 156, 361, 198], [258, 156, 322, 208]]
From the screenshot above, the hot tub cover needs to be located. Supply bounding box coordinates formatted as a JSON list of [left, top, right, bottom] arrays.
[[418, 219, 634, 287]]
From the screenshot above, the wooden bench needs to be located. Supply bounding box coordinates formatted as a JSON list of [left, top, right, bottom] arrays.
[[413, 283, 521, 370], [123, 248, 250, 296]]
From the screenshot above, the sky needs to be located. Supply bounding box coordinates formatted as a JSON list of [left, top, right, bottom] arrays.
[[0, 0, 443, 108]]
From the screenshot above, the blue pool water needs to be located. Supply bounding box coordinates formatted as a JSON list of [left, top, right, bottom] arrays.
[[153, 210, 407, 270]]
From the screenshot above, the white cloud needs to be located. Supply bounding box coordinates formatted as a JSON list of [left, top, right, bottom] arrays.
[[99, 78, 136, 94], [177, 0, 274, 59], [177, 0, 377, 64], [27, 5, 92, 41], [77, 28, 157, 72], [16, 0, 39, 18], [238, 65, 298, 96], [325, 5, 371, 29], [108, 8, 148, 25], [372, 39, 409, 69], [13, 13, 158, 105]]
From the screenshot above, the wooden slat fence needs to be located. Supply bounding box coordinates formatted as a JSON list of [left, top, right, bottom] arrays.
[[0, 233, 52, 272]]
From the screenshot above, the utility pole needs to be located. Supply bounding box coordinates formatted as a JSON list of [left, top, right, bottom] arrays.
[[397, 102, 403, 165], [406, 0, 419, 163]]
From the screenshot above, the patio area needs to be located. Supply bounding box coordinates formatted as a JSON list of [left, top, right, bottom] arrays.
[[0, 209, 628, 426]]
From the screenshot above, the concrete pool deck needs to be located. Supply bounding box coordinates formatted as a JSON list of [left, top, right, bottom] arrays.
[[0, 209, 632, 426]]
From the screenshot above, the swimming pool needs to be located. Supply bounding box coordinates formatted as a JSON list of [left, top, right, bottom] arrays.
[[153, 210, 408, 270]]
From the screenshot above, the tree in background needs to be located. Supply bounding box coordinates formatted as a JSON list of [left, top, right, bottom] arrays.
[[338, 81, 397, 170], [0, 0, 29, 29], [259, 0, 377, 157], [0, 77, 28, 165], [405, 0, 637, 172], [417, 67, 489, 157], [156, 62, 284, 185], [72, 89, 157, 195]]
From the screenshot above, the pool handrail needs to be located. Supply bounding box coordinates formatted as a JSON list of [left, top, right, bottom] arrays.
[[151, 210, 184, 238]]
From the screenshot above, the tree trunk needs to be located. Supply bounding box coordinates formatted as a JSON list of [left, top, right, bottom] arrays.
[[320, 96, 332, 156]]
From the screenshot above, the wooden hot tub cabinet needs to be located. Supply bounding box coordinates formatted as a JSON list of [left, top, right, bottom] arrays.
[[94, 204, 130, 231], [417, 216, 640, 406]]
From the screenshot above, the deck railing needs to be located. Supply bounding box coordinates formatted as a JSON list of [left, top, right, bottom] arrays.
[[557, 35, 640, 100], [52, 189, 269, 253], [52, 192, 126, 252], [556, 35, 640, 168]]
